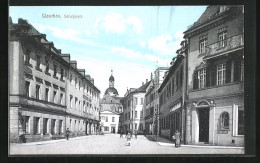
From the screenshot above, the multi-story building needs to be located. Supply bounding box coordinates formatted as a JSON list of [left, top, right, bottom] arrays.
[[158, 46, 187, 141], [9, 18, 69, 142], [122, 80, 150, 134], [9, 18, 101, 143], [100, 70, 123, 133], [65, 59, 100, 137], [144, 68, 168, 135], [184, 6, 244, 146]]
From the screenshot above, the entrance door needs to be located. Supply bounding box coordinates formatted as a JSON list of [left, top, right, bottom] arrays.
[[111, 127, 115, 133], [198, 108, 209, 143]]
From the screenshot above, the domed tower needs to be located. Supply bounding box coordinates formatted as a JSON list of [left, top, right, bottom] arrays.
[[104, 69, 119, 96], [109, 70, 115, 87]]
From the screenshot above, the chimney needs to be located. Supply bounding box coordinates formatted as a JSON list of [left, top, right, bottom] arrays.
[[146, 79, 148, 83], [150, 72, 153, 80], [142, 82, 144, 85]]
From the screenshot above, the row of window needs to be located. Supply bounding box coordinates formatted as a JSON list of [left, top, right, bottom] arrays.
[[124, 97, 144, 109], [25, 50, 65, 81], [159, 66, 183, 107], [69, 119, 88, 132], [69, 74, 99, 99], [69, 95, 98, 114], [25, 81, 65, 105], [101, 116, 115, 122], [194, 59, 243, 90], [21, 116, 63, 135], [199, 27, 227, 54], [123, 110, 144, 121]]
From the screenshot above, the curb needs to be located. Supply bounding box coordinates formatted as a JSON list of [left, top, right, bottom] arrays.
[[157, 142, 244, 149], [11, 135, 93, 146]]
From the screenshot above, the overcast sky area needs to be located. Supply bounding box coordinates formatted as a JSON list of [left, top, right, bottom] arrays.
[[9, 6, 207, 97]]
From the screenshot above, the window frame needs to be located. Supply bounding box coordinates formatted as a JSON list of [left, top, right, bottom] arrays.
[[198, 68, 206, 89], [217, 63, 226, 85]]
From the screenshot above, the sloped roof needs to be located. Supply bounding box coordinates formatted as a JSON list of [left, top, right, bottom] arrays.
[[134, 81, 151, 93], [196, 6, 220, 24]]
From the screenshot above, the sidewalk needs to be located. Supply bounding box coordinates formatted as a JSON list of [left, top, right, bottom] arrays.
[[10, 134, 98, 146], [146, 135, 244, 149]]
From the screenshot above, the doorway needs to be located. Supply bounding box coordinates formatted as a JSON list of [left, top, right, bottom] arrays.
[[111, 126, 115, 133], [198, 108, 209, 143]]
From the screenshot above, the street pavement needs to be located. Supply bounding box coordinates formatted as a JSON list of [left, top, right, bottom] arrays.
[[9, 134, 244, 155]]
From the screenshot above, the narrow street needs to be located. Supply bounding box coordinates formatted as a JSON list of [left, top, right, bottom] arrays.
[[10, 134, 244, 155]]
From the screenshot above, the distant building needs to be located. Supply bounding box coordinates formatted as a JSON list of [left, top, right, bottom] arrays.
[[100, 110, 120, 134], [184, 6, 244, 146], [144, 68, 168, 135], [100, 70, 123, 133], [121, 80, 150, 133], [9, 18, 100, 143]]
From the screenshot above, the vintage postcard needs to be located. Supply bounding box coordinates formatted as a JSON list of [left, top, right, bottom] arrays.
[[8, 5, 246, 155]]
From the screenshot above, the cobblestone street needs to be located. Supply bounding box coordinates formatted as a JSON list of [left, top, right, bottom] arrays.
[[10, 134, 244, 155]]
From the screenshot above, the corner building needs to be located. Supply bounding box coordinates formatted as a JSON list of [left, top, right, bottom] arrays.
[[9, 18, 101, 142], [9, 18, 69, 142], [184, 6, 244, 146]]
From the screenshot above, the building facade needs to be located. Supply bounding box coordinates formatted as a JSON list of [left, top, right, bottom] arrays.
[[65, 60, 100, 137], [144, 68, 168, 136], [100, 110, 120, 134], [158, 51, 187, 141], [9, 18, 100, 143], [122, 81, 150, 134], [184, 6, 244, 146]]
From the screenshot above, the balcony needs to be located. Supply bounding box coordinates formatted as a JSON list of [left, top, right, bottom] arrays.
[[205, 34, 243, 59]]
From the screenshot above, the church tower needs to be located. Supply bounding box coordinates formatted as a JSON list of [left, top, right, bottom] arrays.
[[104, 69, 119, 96], [109, 69, 115, 87]]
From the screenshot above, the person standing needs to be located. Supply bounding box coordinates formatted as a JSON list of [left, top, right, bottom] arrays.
[[66, 128, 71, 140], [174, 130, 181, 148], [134, 130, 137, 139]]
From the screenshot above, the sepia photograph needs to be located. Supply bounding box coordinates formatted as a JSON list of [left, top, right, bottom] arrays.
[[8, 5, 246, 155]]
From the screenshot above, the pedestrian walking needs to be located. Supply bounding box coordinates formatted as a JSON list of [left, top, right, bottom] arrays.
[[66, 128, 71, 140], [126, 132, 132, 146], [125, 129, 128, 138], [174, 130, 181, 148], [134, 130, 137, 139]]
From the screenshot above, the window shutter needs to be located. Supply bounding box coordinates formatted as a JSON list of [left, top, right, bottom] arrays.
[[226, 59, 232, 83], [211, 65, 217, 86], [234, 58, 241, 82], [206, 66, 211, 87], [193, 70, 198, 89]]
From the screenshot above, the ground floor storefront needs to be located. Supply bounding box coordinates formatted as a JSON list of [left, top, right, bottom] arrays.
[[10, 106, 100, 143], [10, 106, 67, 143], [159, 100, 185, 143], [186, 95, 244, 147]]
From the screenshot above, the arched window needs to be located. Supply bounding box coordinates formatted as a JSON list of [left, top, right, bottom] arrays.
[[218, 112, 229, 133]]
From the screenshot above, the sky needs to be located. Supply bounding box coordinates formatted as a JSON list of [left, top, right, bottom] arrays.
[[9, 6, 207, 97]]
